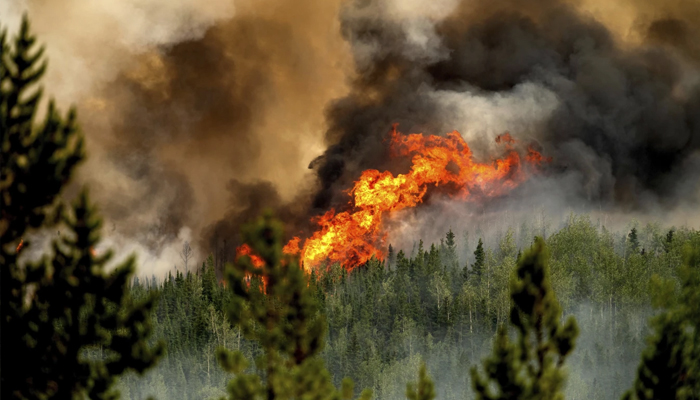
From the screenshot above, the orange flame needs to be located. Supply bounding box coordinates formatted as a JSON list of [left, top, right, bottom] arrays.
[[495, 132, 515, 146], [90, 247, 97, 257], [526, 145, 553, 165], [235, 244, 267, 291], [16, 239, 24, 253], [282, 236, 301, 255], [289, 125, 550, 272], [236, 244, 265, 268]]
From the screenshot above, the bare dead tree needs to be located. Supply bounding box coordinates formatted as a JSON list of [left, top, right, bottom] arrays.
[[180, 241, 193, 274]]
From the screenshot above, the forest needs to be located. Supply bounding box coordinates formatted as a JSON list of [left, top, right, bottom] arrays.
[[119, 217, 700, 399], [3, 8, 700, 400]]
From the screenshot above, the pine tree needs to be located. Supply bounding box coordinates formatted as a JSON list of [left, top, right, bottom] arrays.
[[623, 246, 700, 399], [444, 229, 459, 270], [470, 238, 579, 400], [471, 238, 485, 281], [664, 229, 675, 254], [1, 16, 162, 398], [406, 363, 436, 400], [217, 212, 372, 400], [629, 227, 640, 255]]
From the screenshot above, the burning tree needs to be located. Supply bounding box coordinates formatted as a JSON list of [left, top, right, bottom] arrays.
[[216, 212, 372, 400], [0, 16, 162, 398]]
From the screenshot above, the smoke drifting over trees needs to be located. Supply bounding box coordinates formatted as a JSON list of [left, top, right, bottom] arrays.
[[4, 0, 700, 275], [317, 0, 700, 211]]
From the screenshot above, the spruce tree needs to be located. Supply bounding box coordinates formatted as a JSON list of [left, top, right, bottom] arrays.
[[444, 229, 459, 270], [406, 363, 436, 400], [629, 227, 640, 255], [664, 229, 675, 254], [623, 246, 700, 399], [470, 238, 578, 400], [471, 238, 485, 281], [217, 212, 372, 400], [1, 16, 162, 399]]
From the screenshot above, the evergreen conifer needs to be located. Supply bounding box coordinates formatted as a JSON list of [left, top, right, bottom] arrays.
[[623, 246, 700, 399], [471, 238, 485, 281], [217, 212, 372, 400], [406, 363, 436, 400], [470, 238, 578, 400], [1, 16, 162, 399]]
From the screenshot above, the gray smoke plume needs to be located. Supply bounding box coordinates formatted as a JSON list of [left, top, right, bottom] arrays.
[[312, 0, 700, 216], [4, 0, 700, 275], [2, 0, 350, 275]]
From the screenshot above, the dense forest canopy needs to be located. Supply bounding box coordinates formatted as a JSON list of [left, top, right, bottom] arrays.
[[120, 215, 700, 399]]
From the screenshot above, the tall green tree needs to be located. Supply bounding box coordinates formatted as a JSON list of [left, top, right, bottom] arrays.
[[1, 16, 162, 399], [217, 212, 372, 400], [623, 246, 700, 400], [470, 238, 578, 400], [406, 363, 435, 400], [664, 229, 675, 254], [629, 227, 640, 255], [443, 229, 459, 270], [471, 238, 485, 281]]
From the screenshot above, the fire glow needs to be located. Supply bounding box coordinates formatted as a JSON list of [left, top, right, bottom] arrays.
[[237, 125, 550, 275], [291, 125, 549, 272], [235, 243, 268, 290]]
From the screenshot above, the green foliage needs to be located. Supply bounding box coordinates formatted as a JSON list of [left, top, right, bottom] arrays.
[[124, 219, 700, 399], [623, 246, 700, 400], [443, 229, 458, 270], [471, 238, 485, 281], [470, 238, 579, 400], [664, 230, 675, 253], [405, 363, 435, 400], [629, 228, 640, 255], [1, 16, 162, 399], [1, 16, 82, 247], [217, 212, 372, 400]]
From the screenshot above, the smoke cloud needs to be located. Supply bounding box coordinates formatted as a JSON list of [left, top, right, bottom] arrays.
[[315, 0, 700, 213], [4, 0, 700, 275], [3, 0, 351, 275]]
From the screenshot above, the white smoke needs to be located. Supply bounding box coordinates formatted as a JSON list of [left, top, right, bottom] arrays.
[[1, 0, 235, 104]]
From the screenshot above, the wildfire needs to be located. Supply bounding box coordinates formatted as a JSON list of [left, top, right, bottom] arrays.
[[526, 145, 552, 166], [282, 236, 301, 254], [235, 244, 267, 291], [287, 125, 550, 272], [235, 244, 265, 268], [16, 239, 24, 252]]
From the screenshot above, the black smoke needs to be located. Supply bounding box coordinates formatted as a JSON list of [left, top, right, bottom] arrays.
[[311, 0, 700, 213]]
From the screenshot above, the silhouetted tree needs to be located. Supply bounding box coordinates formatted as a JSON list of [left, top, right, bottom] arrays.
[[629, 227, 640, 255], [387, 244, 396, 270], [623, 246, 700, 399], [471, 238, 579, 400], [664, 229, 675, 254], [180, 240, 193, 274], [471, 238, 485, 281], [1, 16, 162, 399]]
